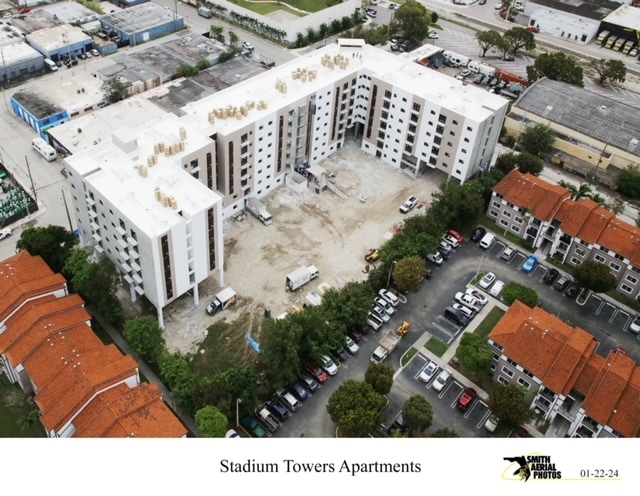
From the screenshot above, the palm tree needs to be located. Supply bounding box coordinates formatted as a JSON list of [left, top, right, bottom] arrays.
[[559, 181, 594, 201], [228, 30, 239, 47], [590, 193, 607, 206], [210, 25, 224, 43]]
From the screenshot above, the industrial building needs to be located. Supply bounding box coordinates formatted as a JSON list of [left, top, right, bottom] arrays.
[[98, 3, 185, 47], [64, 113, 224, 327], [11, 86, 68, 140], [0, 41, 45, 83], [39, 1, 99, 25], [597, 5, 640, 54], [25, 24, 93, 61]]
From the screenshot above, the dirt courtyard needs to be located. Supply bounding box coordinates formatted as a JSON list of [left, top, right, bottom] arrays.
[[162, 141, 447, 354]]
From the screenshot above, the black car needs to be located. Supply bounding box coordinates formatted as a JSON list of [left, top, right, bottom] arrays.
[[565, 283, 581, 299], [299, 373, 319, 392], [502, 54, 515, 61], [474, 74, 484, 84], [471, 226, 487, 242], [542, 268, 559, 285], [289, 382, 310, 401], [437, 246, 451, 259], [265, 399, 290, 421], [387, 412, 409, 436], [333, 347, 349, 361]]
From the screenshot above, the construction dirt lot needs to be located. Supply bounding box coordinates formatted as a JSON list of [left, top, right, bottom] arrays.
[[161, 141, 448, 356]]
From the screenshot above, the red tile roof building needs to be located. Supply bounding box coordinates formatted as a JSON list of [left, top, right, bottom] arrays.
[[488, 301, 640, 438], [0, 252, 186, 438]]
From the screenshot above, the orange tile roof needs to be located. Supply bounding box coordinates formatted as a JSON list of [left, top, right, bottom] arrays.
[[581, 352, 636, 434], [571, 354, 605, 396], [554, 199, 599, 238], [606, 367, 640, 438], [576, 206, 614, 245], [0, 253, 67, 323], [4, 303, 90, 368], [73, 383, 187, 438], [36, 346, 139, 433], [0, 294, 84, 357], [489, 303, 597, 396], [22, 324, 103, 392], [597, 218, 640, 262], [493, 171, 570, 222]]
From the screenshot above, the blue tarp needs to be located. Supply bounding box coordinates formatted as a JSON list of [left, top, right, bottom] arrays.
[[245, 333, 261, 353]]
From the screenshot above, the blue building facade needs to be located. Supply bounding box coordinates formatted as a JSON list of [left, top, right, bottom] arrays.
[[11, 89, 69, 141]]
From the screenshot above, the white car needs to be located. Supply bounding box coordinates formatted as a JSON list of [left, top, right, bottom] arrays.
[[0, 228, 11, 241], [419, 361, 439, 383], [225, 429, 240, 438], [428, 33, 439, 39], [427, 252, 444, 266], [484, 415, 499, 432], [372, 305, 390, 322], [89, 49, 100, 57], [320, 355, 338, 376], [479, 272, 496, 290], [242, 42, 254, 51], [375, 296, 395, 315], [345, 336, 359, 355], [432, 369, 451, 392], [453, 303, 475, 319], [501, 246, 515, 261], [378, 288, 399, 307], [455, 291, 480, 309], [629, 315, 640, 334], [494, 2, 502, 9], [489, 280, 505, 298], [367, 312, 383, 330], [465, 288, 488, 306]]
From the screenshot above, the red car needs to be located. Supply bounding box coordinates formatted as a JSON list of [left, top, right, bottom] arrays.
[[19, 8, 31, 13], [457, 387, 477, 412], [306, 362, 328, 383], [448, 229, 464, 244], [616, 347, 627, 355]]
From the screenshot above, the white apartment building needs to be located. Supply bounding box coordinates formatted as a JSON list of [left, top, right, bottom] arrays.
[[65, 113, 224, 327]]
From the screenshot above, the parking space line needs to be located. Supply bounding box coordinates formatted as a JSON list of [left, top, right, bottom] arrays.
[[413, 356, 429, 381], [477, 409, 492, 430], [595, 300, 605, 315], [432, 322, 454, 338], [609, 308, 618, 324], [437, 380, 460, 400]]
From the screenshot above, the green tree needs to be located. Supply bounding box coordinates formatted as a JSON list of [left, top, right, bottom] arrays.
[[394, 1, 431, 43], [606, 198, 626, 216], [209, 367, 259, 419], [429, 180, 486, 230], [327, 380, 386, 437], [559, 181, 594, 201], [101, 77, 127, 104], [123, 316, 166, 365], [430, 427, 460, 438], [294, 32, 306, 48], [617, 165, 640, 199], [209, 25, 224, 42], [590, 193, 607, 206], [503, 27, 536, 56], [158, 351, 193, 389], [495, 152, 543, 176], [260, 317, 303, 392], [195, 59, 210, 71], [290, 306, 345, 360], [393, 256, 426, 293], [476, 30, 503, 57], [501, 282, 539, 307], [364, 362, 394, 395], [456, 333, 492, 374], [590, 58, 626, 86], [17, 225, 77, 274], [431, 12, 438, 23], [573, 260, 617, 294], [195, 406, 228, 438], [228, 30, 239, 46], [519, 124, 555, 157], [402, 395, 433, 433], [488, 383, 534, 430], [321, 282, 375, 331], [526, 52, 584, 87]]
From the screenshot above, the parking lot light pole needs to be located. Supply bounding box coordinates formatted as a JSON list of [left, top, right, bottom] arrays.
[[236, 398, 242, 427], [387, 260, 397, 288]]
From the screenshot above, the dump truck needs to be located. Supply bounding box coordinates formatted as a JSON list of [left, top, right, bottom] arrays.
[[206, 287, 237, 315], [371, 330, 402, 364], [246, 197, 272, 225], [286, 265, 319, 291]]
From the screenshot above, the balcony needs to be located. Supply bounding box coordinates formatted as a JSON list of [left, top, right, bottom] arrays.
[[88, 210, 97, 219], [86, 196, 95, 206], [128, 236, 138, 247], [556, 395, 584, 422]]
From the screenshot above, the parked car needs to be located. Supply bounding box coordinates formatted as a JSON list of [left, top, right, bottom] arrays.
[[399, 195, 418, 213], [554, 273, 573, 291], [565, 283, 581, 299], [471, 226, 486, 242], [489, 280, 505, 298], [345, 336, 360, 355], [320, 355, 338, 376], [474, 74, 484, 84], [629, 314, 640, 334], [432, 369, 451, 392], [299, 373, 319, 392], [89, 48, 100, 57], [242, 42, 254, 51], [448, 230, 464, 244], [372, 305, 391, 322], [367, 312, 384, 331], [453, 303, 476, 319], [479, 272, 497, 290], [543, 268, 559, 285], [455, 291, 480, 310], [484, 415, 499, 432], [428, 32, 439, 39], [378, 288, 399, 307], [479, 233, 495, 249], [495, 2, 502, 9], [443, 233, 460, 248], [241, 416, 270, 437], [348, 327, 364, 342], [0, 228, 12, 241], [306, 362, 328, 383], [365, 248, 381, 263], [389, 2, 399, 9], [427, 252, 444, 266], [289, 382, 311, 401], [265, 399, 290, 421], [275, 390, 302, 412], [444, 306, 470, 327], [465, 288, 488, 306], [501, 246, 515, 261], [333, 347, 349, 361], [375, 296, 395, 315], [387, 412, 409, 436], [225, 429, 240, 438], [457, 387, 478, 412], [460, 69, 471, 78], [522, 255, 539, 273], [419, 361, 439, 383], [502, 54, 515, 61], [439, 239, 453, 255]]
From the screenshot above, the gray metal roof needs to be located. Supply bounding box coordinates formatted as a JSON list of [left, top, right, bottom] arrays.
[[514, 78, 640, 156], [529, 0, 619, 21]]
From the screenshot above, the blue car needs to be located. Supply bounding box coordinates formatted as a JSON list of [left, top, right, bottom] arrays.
[[522, 255, 539, 273]]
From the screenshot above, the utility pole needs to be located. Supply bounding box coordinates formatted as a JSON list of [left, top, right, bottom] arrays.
[[24, 155, 37, 202], [0, 49, 9, 112], [62, 188, 73, 232]]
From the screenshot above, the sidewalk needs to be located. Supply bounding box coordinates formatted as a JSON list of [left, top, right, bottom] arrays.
[[86, 305, 199, 436]]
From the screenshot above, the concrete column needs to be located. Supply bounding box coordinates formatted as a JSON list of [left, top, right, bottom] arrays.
[[157, 306, 164, 329], [193, 282, 199, 306]]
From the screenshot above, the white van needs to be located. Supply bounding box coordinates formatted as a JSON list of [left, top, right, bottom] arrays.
[[32, 137, 57, 162], [44, 58, 58, 72], [479, 233, 495, 249]]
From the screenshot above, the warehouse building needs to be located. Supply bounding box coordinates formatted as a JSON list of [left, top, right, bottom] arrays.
[[11, 87, 68, 140], [25, 24, 93, 61], [0, 42, 45, 83]]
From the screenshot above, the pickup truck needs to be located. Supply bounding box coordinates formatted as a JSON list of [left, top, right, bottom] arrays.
[[399, 196, 418, 213]]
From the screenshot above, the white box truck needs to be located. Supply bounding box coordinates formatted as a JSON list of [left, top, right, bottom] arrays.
[[286, 265, 319, 291], [371, 330, 402, 364], [206, 287, 237, 315], [32, 137, 57, 162], [246, 197, 272, 225]]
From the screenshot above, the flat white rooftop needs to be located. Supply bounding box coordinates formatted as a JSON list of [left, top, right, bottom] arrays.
[[0, 42, 43, 65], [66, 113, 220, 237], [50, 96, 167, 154], [0, 22, 25, 48], [181, 43, 506, 136], [26, 25, 91, 51], [33, 71, 103, 115], [603, 5, 640, 30], [41, 1, 98, 24]]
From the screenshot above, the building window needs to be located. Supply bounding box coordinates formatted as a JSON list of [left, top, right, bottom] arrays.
[[621, 284, 633, 294], [161, 235, 173, 300], [502, 366, 514, 378], [594, 254, 606, 263], [625, 275, 638, 285], [497, 376, 509, 385], [503, 211, 512, 218], [492, 201, 501, 208], [570, 257, 583, 265], [610, 262, 621, 272], [207, 208, 216, 271], [514, 216, 523, 224], [510, 225, 521, 234], [500, 219, 509, 227], [489, 209, 498, 217], [517, 377, 531, 390], [575, 248, 586, 257]]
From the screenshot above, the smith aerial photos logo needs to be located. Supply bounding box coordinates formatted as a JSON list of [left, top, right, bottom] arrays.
[[503, 455, 562, 482]]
